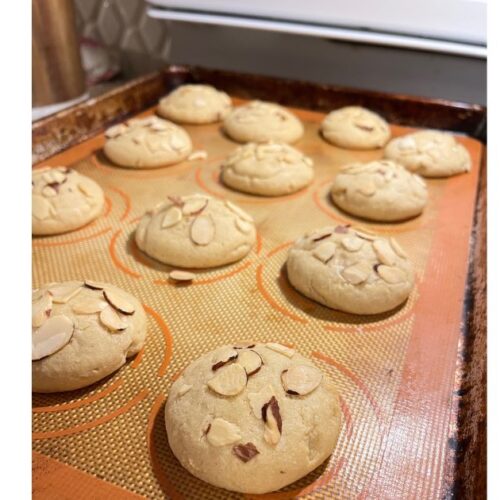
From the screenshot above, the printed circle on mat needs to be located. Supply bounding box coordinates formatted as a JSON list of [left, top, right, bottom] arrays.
[[32, 281, 147, 392], [164, 342, 341, 494]]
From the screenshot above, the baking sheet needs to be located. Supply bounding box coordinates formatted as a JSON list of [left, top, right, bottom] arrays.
[[32, 100, 483, 499]]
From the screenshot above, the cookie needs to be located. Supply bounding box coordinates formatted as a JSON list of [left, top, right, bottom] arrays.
[[331, 160, 428, 222], [158, 84, 232, 124], [165, 342, 341, 494], [135, 194, 256, 268], [286, 225, 414, 314], [221, 142, 314, 196], [223, 101, 304, 144], [32, 281, 147, 392], [103, 116, 192, 168], [32, 166, 104, 236], [321, 106, 391, 150], [383, 130, 471, 177]]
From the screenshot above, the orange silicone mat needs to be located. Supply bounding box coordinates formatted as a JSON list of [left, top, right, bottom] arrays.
[[32, 100, 483, 500]]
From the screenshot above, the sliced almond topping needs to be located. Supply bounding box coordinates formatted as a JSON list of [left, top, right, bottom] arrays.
[[341, 236, 364, 252], [238, 350, 263, 376], [32, 196, 52, 220], [235, 218, 253, 234], [169, 270, 196, 282], [51, 171, 66, 184], [103, 289, 135, 315], [188, 150, 208, 161], [100, 306, 127, 332], [354, 122, 374, 132], [42, 185, 57, 198], [212, 347, 239, 371], [342, 261, 372, 285], [206, 418, 241, 446], [190, 215, 215, 246], [32, 315, 74, 361], [182, 198, 208, 216], [248, 385, 276, 419], [161, 207, 183, 228], [150, 120, 169, 131], [167, 195, 184, 208], [373, 239, 397, 266], [225, 201, 253, 222], [207, 363, 247, 396], [262, 396, 282, 446], [177, 384, 192, 397], [281, 365, 322, 396], [84, 280, 107, 290], [42, 172, 56, 184], [389, 237, 408, 259], [356, 229, 377, 241], [357, 178, 377, 196], [265, 343, 295, 358], [71, 296, 107, 315], [169, 135, 185, 151], [32, 292, 53, 328], [233, 443, 259, 463], [48, 283, 82, 304], [377, 265, 406, 284], [105, 123, 128, 138], [312, 241, 336, 263], [311, 228, 333, 242]]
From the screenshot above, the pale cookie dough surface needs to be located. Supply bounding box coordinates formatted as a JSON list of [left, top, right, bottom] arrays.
[[103, 116, 192, 168], [331, 160, 428, 222], [321, 106, 391, 150], [221, 142, 314, 196], [32, 281, 147, 392], [287, 225, 414, 315], [223, 101, 304, 144], [32, 167, 104, 236], [135, 194, 256, 268], [383, 130, 471, 178], [165, 342, 341, 494], [158, 84, 232, 124]]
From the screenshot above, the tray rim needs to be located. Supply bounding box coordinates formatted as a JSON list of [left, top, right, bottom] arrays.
[[31, 64, 487, 499]]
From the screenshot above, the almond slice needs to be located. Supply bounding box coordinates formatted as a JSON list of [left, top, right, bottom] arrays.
[[206, 418, 241, 447], [187, 150, 208, 161], [235, 218, 253, 234], [377, 265, 406, 284], [78, 183, 95, 198], [342, 261, 371, 285], [265, 343, 295, 358], [281, 365, 322, 396], [32, 292, 53, 328], [238, 350, 263, 376], [207, 363, 247, 396], [190, 215, 215, 246], [233, 443, 259, 462], [225, 201, 253, 222], [100, 306, 127, 331], [312, 241, 336, 263], [48, 283, 83, 304], [150, 120, 169, 131], [176, 384, 192, 397], [373, 239, 397, 266], [51, 170, 66, 184], [389, 237, 408, 259], [161, 207, 183, 228], [262, 396, 282, 446], [42, 185, 57, 198], [357, 178, 377, 196], [72, 296, 108, 314], [84, 280, 107, 290], [105, 123, 128, 138], [182, 198, 208, 216], [248, 385, 276, 419], [341, 236, 363, 252], [212, 347, 239, 371], [169, 135, 185, 151], [169, 270, 196, 282], [32, 196, 52, 220], [103, 289, 135, 315], [32, 315, 74, 361], [355, 229, 377, 241]]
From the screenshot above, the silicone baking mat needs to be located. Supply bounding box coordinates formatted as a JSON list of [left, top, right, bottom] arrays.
[[32, 100, 483, 499]]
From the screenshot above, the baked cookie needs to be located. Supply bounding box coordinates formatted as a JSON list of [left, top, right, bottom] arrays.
[[32, 166, 104, 236], [331, 160, 428, 222], [221, 142, 314, 196], [223, 101, 304, 144], [286, 225, 414, 314], [384, 130, 471, 177], [165, 342, 341, 494], [103, 116, 192, 168], [32, 281, 147, 392], [321, 106, 391, 149], [136, 194, 256, 268], [158, 84, 232, 124]]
